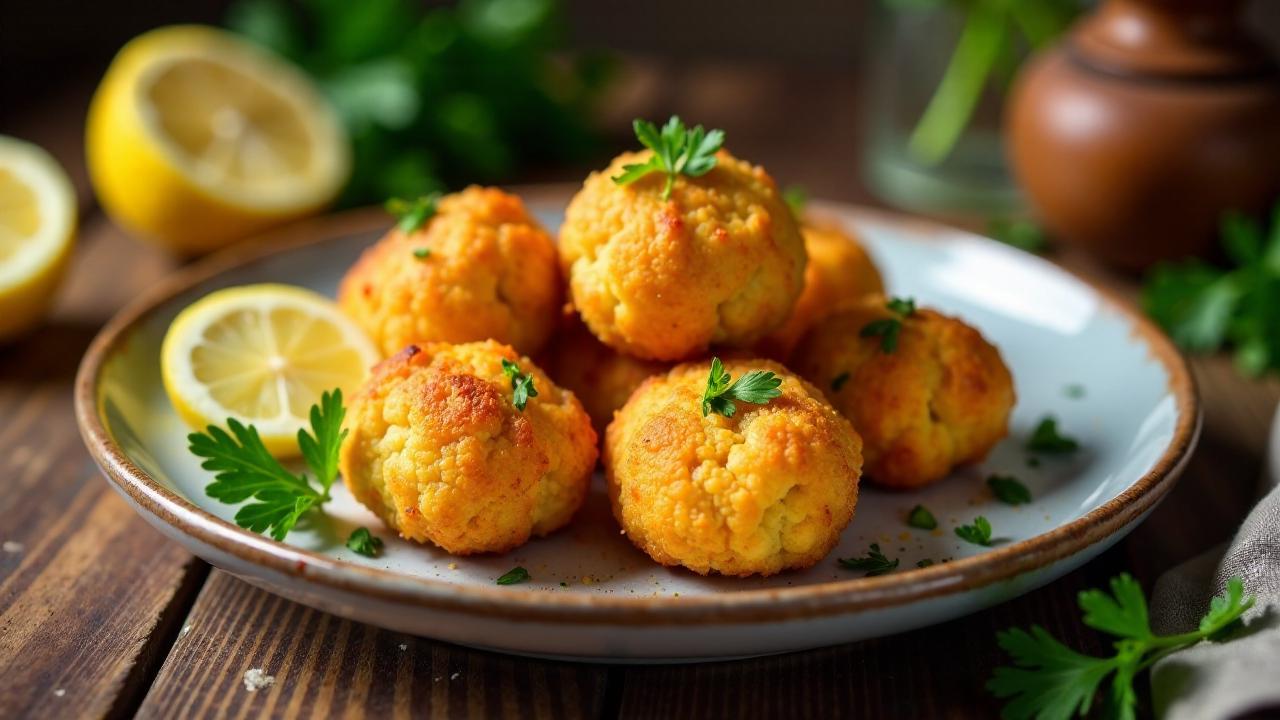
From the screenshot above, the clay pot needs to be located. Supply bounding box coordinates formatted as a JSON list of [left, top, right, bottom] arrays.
[[1006, 0, 1280, 271]]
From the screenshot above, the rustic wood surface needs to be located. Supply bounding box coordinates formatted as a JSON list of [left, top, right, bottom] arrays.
[[3, 62, 1278, 720]]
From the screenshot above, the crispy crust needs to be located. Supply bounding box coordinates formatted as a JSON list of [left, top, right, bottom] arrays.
[[340, 340, 597, 554], [757, 220, 885, 361], [338, 186, 561, 358], [559, 151, 806, 361], [604, 359, 862, 576], [793, 297, 1016, 489]]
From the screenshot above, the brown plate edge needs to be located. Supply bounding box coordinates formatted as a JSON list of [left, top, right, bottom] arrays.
[[74, 186, 1201, 627]]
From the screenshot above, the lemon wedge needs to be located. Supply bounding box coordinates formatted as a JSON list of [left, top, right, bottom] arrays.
[[161, 284, 378, 456], [87, 25, 350, 255], [0, 135, 76, 342]]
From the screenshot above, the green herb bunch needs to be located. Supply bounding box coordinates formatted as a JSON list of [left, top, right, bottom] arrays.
[[1144, 204, 1280, 377], [888, 0, 1079, 166], [226, 0, 612, 205]]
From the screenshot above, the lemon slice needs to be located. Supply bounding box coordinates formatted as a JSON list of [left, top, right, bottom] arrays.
[[161, 284, 378, 456], [87, 25, 350, 255], [0, 135, 76, 341]]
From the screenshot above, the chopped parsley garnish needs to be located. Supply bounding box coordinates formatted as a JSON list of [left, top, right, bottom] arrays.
[[907, 504, 938, 530], [916, 558, 935, 568], [860, 296, 917, 354], [987, 475, 1032, 505], [500, 359, 538, 411], [955, 516, 995, 546], [1028, 416, 1079, 454], [612, 116, 725, 200], [412, 247, 431, 260], [783, 185, 808, 216], [700, 357, 782, 418], [830, 372, 851, 392], [189, 389, 347, 541], [1026, 456, 1041, 468], [1064, 383, 1086, 399], [989, 217, 1048, 254], [837, 543, 899, 577], [385, 193, 440, 234], [346, 527, 383, 557], [496, 566, 530, 585], [989, 574, 1254, 720]]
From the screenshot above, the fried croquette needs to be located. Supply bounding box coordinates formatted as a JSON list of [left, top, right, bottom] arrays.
[[542, 315, 672, 434], [338, 186, 561, 358], [605, 359, 862, 576], [759, 219, 885, 361], [792, 297, 1015, 489], [340, 340, 597, 555], [559, 150, 806, 361]]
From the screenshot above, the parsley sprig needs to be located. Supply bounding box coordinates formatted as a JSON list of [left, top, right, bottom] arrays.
[[838, 543, 899, 577], [907, 504, 938, 530], [346, 527, 383, 557], [501, 359, 538, 411], [1028, 416, 1079, 454], [496, 566, 530, 585], [385, 193, 440, 234], [860, 297, 917, 354], [1144, 203, 1280, 377], [700, 357, 783, 418], [612, 116, 725, 200], [987, 475, 1032, 505], [955, 515, 996, 546], [189, 389, 347, 541], [989, 574, 1255, 720]]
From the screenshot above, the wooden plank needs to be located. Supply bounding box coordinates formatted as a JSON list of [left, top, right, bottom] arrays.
[[136, 571, 610, 720], [0, 214, 201, 719]]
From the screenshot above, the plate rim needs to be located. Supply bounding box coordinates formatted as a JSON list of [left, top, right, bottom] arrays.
[[75, 185, 1201, 626]]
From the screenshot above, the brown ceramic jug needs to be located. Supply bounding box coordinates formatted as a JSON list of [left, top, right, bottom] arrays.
[[1006, 0, 1280, 271]]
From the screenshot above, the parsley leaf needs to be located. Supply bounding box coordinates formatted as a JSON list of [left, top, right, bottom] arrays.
[[496, 566, 530, 585], [189, 389, 346, 541], [1028, 416, 1079, 454], [987, 475, 1032, 505], [916, 558, 936, 568], [907, 504, 938, 530], [413, 247, 431, 260], [1143, 203, 1280, 377], [860, 296, 917, 354], [1064, 383, 1086, 399], [955, 516, 995, 546], [989, 217, 1048, 254], [1079, 574, 1151, 640], [385, 193, 440, 234], [612, 116, 725, 200], [500, 359, 538, 411], [988, 574, 1255, 720], [346, 527, 383, 557], [830, 372, 851, 392], [837, 543, 899, 576], [700, 357, 783, 418], [783, 185, 808, 216]]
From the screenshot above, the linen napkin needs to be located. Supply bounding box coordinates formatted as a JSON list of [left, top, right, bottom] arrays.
[[1150, 405, 1280, 718]]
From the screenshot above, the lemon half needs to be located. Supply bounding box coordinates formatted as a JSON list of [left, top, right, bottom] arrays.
[[161, 284, 379, 456], [0, 135, 76, 341], [87, 25, 350, 255]]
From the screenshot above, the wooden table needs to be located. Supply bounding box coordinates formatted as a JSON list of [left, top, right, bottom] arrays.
[[3, 63, 1278, 719]]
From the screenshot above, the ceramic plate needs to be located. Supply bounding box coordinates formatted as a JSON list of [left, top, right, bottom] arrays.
[[76, 188, 1199, 662]]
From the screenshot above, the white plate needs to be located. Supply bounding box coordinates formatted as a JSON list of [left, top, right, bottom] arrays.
[[77, 193, 1198, 662]]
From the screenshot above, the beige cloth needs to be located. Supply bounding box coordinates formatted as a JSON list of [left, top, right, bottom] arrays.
[[1150, 406, 1280, 719]]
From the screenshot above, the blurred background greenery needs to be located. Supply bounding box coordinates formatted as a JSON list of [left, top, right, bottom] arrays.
[[223, 0, 614, 205]]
